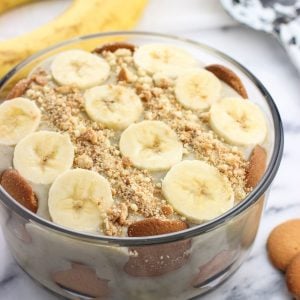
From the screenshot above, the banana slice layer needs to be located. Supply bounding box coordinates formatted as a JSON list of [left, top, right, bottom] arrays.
[[209, 97, 268, 146], [133, 44, 197, 76], [175, 69, 221, 111], [84, 85, 143, 130], [13, 131, 74, 184], [50, 50, 110, 89], [119, 120, 183, 171], [48, 169, 113, 232], [0, 97, 41, 145], [162, 160, 234, 223]]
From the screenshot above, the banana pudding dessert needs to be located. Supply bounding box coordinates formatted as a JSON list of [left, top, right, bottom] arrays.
[[0, 42, 268, 238]]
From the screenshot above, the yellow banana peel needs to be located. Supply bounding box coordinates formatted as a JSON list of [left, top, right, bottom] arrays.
[[0, 0, 148, 77], [0, 0, 35, 14]]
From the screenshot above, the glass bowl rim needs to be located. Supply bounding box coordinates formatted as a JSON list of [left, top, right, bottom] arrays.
[[0, 31, 284, 246]]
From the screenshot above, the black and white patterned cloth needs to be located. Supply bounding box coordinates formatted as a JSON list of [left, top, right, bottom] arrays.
[[221, 0, 300, 71]]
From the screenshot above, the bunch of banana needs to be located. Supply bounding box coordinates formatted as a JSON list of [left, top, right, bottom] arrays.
[[0, 0, 148, 77]]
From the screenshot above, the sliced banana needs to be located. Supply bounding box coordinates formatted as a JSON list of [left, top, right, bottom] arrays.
[[48, 169, 113, 232], [162, 160, 234, 223], [175, 69, 221, 111], [133, 44, 197, 76], [209, 97, 268, 146], [119, 120, 183, 171], [50, 50, 110, 89], [0, 97, 41, 145], [84, 85, 143, 130], [13, 131, 74, 184]]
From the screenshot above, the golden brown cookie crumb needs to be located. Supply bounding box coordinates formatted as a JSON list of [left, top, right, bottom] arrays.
[[161, 204, 173, 216], [75, 154, 93, 169], [118, 67, 129, 82]]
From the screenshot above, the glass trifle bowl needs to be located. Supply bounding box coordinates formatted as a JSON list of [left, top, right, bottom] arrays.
[[0, 32, 283, 299]]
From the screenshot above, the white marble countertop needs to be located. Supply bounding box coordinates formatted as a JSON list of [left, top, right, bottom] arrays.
[[0, 0, 299, 299]]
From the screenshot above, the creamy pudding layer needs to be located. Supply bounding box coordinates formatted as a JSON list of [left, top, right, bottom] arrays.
[[0, 43, 269, 237]]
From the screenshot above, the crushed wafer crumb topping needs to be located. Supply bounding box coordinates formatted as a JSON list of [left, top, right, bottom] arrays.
[[21, 47, 251, 236]]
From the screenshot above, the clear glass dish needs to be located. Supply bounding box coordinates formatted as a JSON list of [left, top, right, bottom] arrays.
[[0, 31, 283, 300]]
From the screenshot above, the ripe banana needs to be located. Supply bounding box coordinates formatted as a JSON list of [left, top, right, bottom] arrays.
[[13, 131, 74, 184], [209, 97, 268, 146], [119, 120, 183, 171], [84, 85, 143, 130], [50, 50, 110, 89], [48, 168, 113, 232], [0, 0, 148, 77], [0, 97, 41, 145], [162, 160, 234, 223], [175, 69, 222, 111], [0, 0, 33, 14], [133, 44, 198, 76]]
